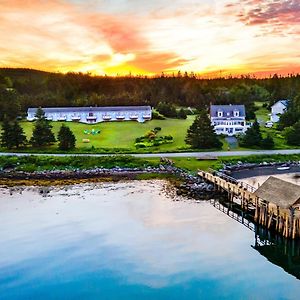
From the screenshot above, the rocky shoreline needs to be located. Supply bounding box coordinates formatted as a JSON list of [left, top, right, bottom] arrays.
[[0, 164, 216, 199], [2, 159, 300, 198]]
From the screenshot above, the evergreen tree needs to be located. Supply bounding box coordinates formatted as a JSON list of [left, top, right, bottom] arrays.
[[284, 121, 300, 146], [57, 124, 76, 150], [185, 110, 222, 149], [11, 120, 27, 148], [0, 118, 14, 149], [261, 134, 275, 149], [239, 119, 262, 147], [30, 107, 56, 147]]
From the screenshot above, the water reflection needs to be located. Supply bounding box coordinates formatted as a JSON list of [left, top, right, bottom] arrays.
[[0, 181, 299, 299], [253, 228, 300, 281], [213, 197, 300, 281]]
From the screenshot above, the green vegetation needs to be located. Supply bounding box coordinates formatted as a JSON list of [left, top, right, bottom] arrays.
[[0, 155, 161, 172], [1, 153, 300, 175], [171, 153, 300, 173], [0, 118, 27, 149], [14, 117, 195, 152], [254, 101, 269, 123], [57, 124, 76, 150], [283, 121, 300, 146], [1, 68, 300, 153], [170, 157, 219, 172], [185, 110, 222, 149], [156, 102, 187, 119], [30, 108, 56, 147], [135, 127, 173, 148], [239, 119, 274, 149]]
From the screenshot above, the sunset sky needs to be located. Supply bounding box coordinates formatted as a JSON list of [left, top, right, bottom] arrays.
[[1, 0, 300, 76]]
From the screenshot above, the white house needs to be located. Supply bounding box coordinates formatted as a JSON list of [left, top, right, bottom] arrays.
[[210, 104, 249, 136], [270, 100, 289, 123], [27, 106, 152, 124]]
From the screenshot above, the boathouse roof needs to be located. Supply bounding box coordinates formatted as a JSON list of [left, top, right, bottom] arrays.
[[254, 176, 300, 209]]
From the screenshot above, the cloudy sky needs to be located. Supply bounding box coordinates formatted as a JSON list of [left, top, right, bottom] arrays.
[[1, 0, 300, 76]]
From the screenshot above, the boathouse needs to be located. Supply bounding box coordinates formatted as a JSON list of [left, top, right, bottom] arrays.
[[254, 176, 300, 238], [27, 106, 152, 124], [198, 170, 300, 239]]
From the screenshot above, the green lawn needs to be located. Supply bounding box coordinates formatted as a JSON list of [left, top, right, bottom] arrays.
[[169, 157, 218, 173], [254, 102, 270, 123], [2, 104, 297, 153], [20, 117, 196, 152], [253, 102, 295, 149]]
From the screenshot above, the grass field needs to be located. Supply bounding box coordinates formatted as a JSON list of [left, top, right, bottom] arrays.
[[253, 102, 294, 149], [254, 101, 270, 123], [1, 104, 297, 153], [20, 117, 196, 152]]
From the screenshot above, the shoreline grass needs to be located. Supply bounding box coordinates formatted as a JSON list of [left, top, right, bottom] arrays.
[[0, 153, 299, 174]]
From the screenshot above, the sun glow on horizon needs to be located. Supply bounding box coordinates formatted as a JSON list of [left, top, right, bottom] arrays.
[[1, 0, 300, 77]]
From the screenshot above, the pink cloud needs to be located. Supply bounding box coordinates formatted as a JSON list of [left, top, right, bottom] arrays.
[[0, 0, 185, 74], [229, 0, 300, 34]]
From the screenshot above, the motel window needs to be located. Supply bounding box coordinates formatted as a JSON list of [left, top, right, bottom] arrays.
[[217, 111, 223, 117]]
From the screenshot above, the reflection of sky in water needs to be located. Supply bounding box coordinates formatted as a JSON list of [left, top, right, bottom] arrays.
[[0, 181, 299, 300]]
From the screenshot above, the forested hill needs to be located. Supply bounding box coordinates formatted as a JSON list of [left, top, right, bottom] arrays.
[[1, 67, 300, 117]]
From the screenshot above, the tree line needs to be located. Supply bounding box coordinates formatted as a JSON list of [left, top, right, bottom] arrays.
[[2, 68, 300, 121], [0, 108, 76, 150], [1, 68, 300, 149]]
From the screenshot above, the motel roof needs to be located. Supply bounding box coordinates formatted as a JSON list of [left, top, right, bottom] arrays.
[[27, 106, 152, 114]]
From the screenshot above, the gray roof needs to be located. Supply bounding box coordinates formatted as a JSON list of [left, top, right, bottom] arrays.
[[272, 100, 290, 108], [254, 176, 300, 209], [210, 105, 245, 118], [28, 106, 151, 114]]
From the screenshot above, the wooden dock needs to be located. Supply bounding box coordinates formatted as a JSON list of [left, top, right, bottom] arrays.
[[198, 170, 300, 239]]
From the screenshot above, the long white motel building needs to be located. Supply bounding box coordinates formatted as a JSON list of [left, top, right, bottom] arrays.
[[27, 106, 152, 124]]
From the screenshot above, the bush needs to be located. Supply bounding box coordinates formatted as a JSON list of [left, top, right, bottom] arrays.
[[152, 111, 165, 120], [135, 143, 146, 148], [156, 102, 177, 118], [261, 134, 275, 149], [177, 108, 187, 119], [134, 128, 174, 148], [284, 121, 300, 146]]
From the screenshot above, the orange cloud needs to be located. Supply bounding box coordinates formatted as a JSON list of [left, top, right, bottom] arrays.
[[0, 0, 184, 75], [1, 0, 300, 76]]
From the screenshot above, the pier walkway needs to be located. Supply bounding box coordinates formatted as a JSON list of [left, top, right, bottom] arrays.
[[198, 170, 300, 239]]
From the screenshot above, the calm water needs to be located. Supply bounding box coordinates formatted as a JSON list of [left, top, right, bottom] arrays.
[[0, 181, 299, 300]]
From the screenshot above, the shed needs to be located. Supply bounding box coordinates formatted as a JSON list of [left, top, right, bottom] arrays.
[[254, 176, 300, 209]]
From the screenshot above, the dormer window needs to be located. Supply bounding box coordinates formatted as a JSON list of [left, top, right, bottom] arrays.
[[217, 111, 223, 117], [234, 110, 239, 117]]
